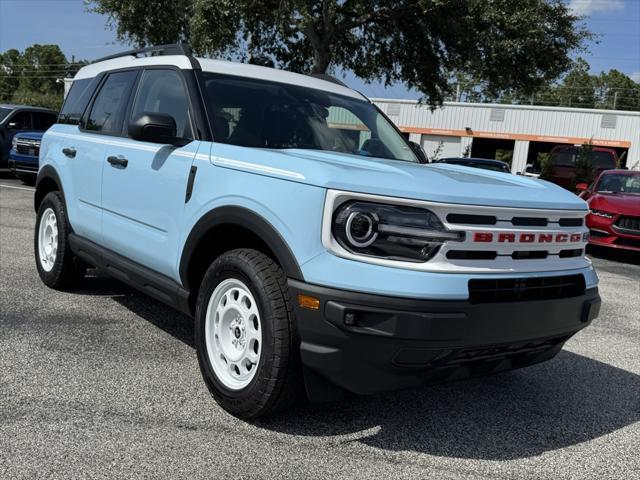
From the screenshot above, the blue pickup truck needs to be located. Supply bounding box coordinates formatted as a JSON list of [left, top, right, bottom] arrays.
[[0, 104, 57, 180], [9, 131, 44, 184]]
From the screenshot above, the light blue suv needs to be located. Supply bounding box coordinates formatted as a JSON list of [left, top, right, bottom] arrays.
[[35, 44, 601, 418]]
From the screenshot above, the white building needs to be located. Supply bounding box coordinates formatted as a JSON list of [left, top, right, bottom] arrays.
[[372, 99, 640, 172]]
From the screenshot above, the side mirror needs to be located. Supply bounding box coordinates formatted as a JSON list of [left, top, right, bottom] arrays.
[[575, 183, 589, 192], [129, 112, 182, 145], [409, 141, 428, 163], [7, 121, 19, 130]]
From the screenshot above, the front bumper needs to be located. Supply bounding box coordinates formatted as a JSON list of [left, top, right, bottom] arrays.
[[8, 151, 38, 175], [289, 279, 600, 398], [587, 214, 640, 252]]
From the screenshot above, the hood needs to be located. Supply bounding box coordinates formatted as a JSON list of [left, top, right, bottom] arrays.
[[217, 148, 588, 211], [15, 131, 44, 141], [589, 193, 640, 216]]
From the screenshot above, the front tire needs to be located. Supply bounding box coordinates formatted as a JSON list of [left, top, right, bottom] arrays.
[[34, 191, 86, 289], [195, 249, 302, 418]]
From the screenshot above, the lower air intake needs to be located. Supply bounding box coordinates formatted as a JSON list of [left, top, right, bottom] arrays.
[[469, 274, 586, 304]]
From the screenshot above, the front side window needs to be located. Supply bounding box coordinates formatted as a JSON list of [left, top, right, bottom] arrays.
[[33, 113, 57, 130], [202, 73, 417, 163], [85, 71, 138, 135], [130, 69, 193, 139], [7, 111, 32, 130]]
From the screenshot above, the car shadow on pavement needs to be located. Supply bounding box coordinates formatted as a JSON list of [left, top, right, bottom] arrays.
[[258, 353, 640, 460], [74, 272, 195, 348], [77, 273, 640, 461]]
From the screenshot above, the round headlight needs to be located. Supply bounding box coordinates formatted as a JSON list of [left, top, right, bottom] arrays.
[[331, 201, 463, 262], [345, 211, 379, 247]]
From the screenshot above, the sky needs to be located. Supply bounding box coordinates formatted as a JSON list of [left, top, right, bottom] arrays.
[[0, 0, 638, 99]]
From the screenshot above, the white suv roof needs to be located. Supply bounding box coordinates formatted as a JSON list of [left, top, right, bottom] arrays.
[[74, 53, 365, 101]]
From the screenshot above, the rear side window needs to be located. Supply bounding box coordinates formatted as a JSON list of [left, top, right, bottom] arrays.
[[59, 78, 94, 125], [130, 69, 193, 139], [85, 71, 138, 135]]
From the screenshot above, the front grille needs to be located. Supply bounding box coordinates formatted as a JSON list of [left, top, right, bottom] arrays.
[[447, 249, 583, 260], [446, 213, 497, 225], [615, 237, 640, 248], [512, 217, 547, 226], [615, 216, 640, 236], [559, 248, 583, 258], [16, 139, 41, 157], [468, 274, 585, 304], [446, 214, 583, 227]]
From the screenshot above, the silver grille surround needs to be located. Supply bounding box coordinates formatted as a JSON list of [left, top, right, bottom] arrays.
[[322, 189, 590, 274]]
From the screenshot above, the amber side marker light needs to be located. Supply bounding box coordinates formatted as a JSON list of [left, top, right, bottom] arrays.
[[297, 294, 320, 310]]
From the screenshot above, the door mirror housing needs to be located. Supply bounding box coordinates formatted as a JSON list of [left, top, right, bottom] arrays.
[[129, 112, 186, 145], [575, 183, 589, 192], [7, 121, 19, 130]]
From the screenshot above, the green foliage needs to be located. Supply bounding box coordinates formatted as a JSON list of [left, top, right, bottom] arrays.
[[495, 149, 513, 166], [538, 153, 554, 181], [573, 142, 595, 189], [0, 44, 84, 110], [462, 144, 471, 158], [88, 0, 590, 105], [514, 58, 640, 110]]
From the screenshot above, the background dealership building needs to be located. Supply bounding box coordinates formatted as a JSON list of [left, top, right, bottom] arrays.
[[372, 99, 640, 172]]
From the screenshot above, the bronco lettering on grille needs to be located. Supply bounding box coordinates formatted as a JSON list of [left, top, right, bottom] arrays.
[[473, 232, 582, 243]]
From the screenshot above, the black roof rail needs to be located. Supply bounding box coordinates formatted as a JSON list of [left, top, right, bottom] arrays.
[[92, 43, 192, 64], [308, 73, 348, 88]]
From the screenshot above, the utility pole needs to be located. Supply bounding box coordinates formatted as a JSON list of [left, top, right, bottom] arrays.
[[455, 83, 461, 102], [613, 91, 619, 110]]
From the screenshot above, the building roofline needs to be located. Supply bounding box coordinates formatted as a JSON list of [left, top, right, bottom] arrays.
[[370, 98, 640, 117]]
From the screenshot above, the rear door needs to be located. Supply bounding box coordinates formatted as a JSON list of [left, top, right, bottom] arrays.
[[69, 70, 139, 243], [101, 67, 201, 278]]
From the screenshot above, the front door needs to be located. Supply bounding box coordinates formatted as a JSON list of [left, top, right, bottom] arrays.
[[101, 68, 200, 279], [67, 70, 139, 243]]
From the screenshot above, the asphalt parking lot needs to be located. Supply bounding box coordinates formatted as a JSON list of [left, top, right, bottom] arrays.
[[1, 177, 639, 480]]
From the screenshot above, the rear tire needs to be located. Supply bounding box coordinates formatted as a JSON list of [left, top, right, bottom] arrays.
[[34, 191, 86, 289], [195, 249, 302, 418]]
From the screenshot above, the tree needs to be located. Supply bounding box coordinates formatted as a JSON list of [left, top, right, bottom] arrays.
[[88, 0, 590, 105], [0, 45, 84, 110], [520, 58, 640, 110], [573, 141, 595, 190]]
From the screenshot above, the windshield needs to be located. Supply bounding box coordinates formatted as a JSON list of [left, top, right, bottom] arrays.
[[0, 107, 11, 123], [201, 72, 418, 163], [596, 174, 640, 194]]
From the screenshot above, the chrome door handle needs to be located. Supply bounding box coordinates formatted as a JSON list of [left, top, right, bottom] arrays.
[[107, 156, 128, 168], [62, 147, 76, 158]]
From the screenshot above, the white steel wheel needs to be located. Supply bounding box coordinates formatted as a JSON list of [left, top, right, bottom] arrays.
[[205, 278, 262, 390], [38, 207, 58, 272]]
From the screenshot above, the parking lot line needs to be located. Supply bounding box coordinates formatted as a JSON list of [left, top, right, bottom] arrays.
[[0, 184, 34, 192]]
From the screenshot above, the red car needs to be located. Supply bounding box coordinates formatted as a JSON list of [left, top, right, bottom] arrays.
[[577, 170, 640, 252], [549, 145, 618, 190]]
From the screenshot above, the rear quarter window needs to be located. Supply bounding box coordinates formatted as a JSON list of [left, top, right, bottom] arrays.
[[59, 78, 95, 125]]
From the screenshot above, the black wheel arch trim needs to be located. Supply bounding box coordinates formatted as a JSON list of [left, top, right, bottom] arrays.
[[35, 165, 66, 212], [179, 206, 304, 288]]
